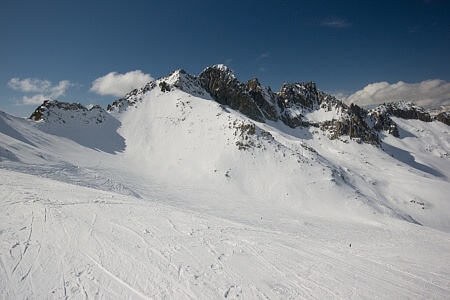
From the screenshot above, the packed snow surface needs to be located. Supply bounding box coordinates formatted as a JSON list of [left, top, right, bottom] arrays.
[[1, 81, 450, 299], [1, 169, 450, 299]]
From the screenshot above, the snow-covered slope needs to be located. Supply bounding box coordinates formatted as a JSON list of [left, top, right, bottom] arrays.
[[1, 66, 450, 299]]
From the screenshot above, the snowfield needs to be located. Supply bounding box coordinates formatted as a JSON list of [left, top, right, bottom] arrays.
[[1, 71, 450, 299], [2, 169, 450, 299]]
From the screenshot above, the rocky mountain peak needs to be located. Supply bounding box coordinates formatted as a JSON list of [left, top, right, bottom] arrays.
[[205, 64, 236, 79], [162, 68, 206, 96]]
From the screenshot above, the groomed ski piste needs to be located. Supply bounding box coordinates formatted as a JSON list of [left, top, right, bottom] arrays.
[[1, 69, 450, 299]]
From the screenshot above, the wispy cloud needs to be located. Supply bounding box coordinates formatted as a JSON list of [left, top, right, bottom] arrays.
[[90, 70, 153, 97], [318, 17, 353, 29], [331, 91, 352, 101], [224, 58, 233, 65], [343, 79, 450, 109], [256, 53, 270, 62], [8, 77, 74, 105]]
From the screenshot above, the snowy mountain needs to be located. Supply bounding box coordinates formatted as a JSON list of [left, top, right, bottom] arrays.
[[1, 65, 450, 299]]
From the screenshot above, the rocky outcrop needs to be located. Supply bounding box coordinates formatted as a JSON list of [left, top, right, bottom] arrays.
[[435, 111, 450, 126], [278, 82, 319, 111], [276, 82, 317, 128], [320, 104, 380, 144], [371, 101, 431, 122], [198, 65, 266, 122], [30, 100, 107, 125], [391, 103, 431, 122], [245, 78, 278, 121], [368, 110, 400, 138]]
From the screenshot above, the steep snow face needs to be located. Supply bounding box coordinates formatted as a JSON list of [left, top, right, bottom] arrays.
[[379, 118, 450, 229], [111, 83, 413, 225]]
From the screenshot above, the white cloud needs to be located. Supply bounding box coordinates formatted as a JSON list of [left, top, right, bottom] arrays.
[[7, 77, 75, 105], [22, 94, 48, 105], [90, 70, 153, 97], [224, 58, 233, 65], [344, 79, 450, 109], [8, 78, 52, 93], [50, 80, 72, 98]]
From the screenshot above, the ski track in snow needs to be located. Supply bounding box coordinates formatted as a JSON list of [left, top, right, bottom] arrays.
[[1, 169, 450, 299]]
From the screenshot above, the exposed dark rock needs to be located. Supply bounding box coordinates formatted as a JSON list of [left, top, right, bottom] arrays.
[[372, 101, 432, 122], [280, 114, 310, 128], [320, 104, 380, 144], [30, 100, 95, 122], [199, 65, 266, 122], [245, 78, 278, 121], [368, 110, 400, 138], [278, 82, 319, 111], [159, 81, 171, 92], [435, 111, 450, 126]]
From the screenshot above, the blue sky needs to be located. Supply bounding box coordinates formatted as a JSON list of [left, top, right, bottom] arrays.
[[1, 0, 450, 117]]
